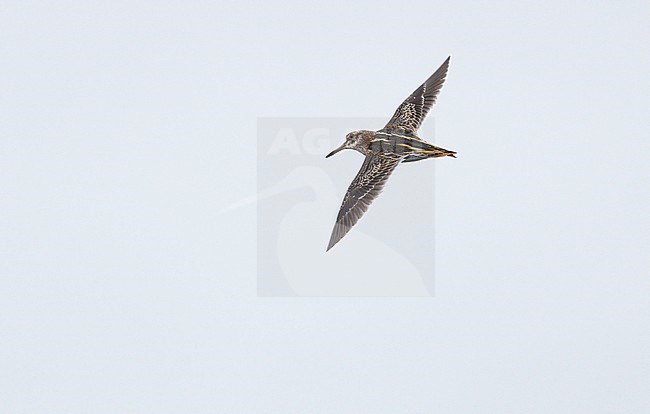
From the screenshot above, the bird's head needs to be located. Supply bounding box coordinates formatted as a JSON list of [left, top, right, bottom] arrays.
[[326, 131, 369, 158]]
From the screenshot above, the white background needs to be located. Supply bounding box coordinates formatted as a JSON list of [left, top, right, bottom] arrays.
[[1, 1, 649, 412]]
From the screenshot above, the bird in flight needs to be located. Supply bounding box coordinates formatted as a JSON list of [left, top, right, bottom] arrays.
[[325, 56, 456, 251]]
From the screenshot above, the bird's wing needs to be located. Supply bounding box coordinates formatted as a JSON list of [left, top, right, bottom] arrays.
[[327, 154, 402, 251], [382, 56, 450, 135]]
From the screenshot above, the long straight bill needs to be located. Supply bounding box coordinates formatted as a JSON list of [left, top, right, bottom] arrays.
[[326, 143, 346, 158]]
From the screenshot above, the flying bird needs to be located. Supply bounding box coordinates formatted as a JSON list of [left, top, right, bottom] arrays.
[[326, 56, 456, 251]]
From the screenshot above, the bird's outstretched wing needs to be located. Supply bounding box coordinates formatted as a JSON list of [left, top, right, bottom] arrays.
[[382, 56, 450, 135], [327, 154, 402, 251]]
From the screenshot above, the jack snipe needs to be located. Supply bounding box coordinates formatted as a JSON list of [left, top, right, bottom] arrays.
[[326, 56, 455, 251]]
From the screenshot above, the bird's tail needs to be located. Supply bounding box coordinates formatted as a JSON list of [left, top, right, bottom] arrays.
[[402, 145, 457, 162]]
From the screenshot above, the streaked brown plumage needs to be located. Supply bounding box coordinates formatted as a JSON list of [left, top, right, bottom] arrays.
[[325, 56, 455, 251]]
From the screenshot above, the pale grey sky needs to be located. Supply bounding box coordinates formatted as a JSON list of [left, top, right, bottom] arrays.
[[1, 1, 649, 412]]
